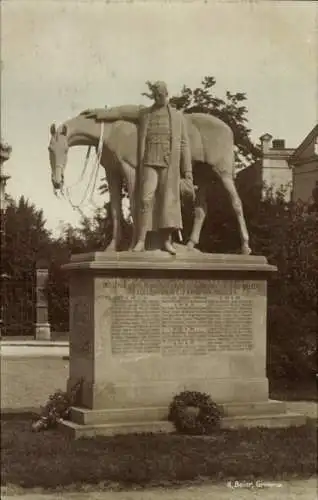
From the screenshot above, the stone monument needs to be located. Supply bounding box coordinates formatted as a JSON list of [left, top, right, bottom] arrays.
[[34, 259, 51, 340], [58, 83, 305, 437]]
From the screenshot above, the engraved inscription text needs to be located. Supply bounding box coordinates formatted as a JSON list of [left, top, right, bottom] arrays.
[[103, 279, 258, 355]]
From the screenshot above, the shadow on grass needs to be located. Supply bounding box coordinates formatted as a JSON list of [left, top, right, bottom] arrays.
[[1, 411, 40, 421], [1, 416, 317, 494]]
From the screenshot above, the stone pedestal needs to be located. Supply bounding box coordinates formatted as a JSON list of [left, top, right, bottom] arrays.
[[59, 251, 306, 438], [35, 322, 51, 340], [35, 263, 51, 340]]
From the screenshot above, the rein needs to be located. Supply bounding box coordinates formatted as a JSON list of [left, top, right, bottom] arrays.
[[63, 122, 105, 216]]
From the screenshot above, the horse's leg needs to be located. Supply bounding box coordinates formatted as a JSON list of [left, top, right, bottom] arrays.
[[187, 183, 208, 250], [218, 172, 251, 255], [103, 166, 123, 252], [122, 161, 137, 250]]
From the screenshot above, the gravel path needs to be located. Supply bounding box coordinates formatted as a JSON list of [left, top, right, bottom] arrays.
[[3, 478, 318, 499]]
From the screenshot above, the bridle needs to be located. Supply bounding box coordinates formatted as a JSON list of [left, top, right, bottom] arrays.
[[58, 122, 105, 217]]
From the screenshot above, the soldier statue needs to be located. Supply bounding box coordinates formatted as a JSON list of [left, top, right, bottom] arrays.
[[86, 81, 195, 255]]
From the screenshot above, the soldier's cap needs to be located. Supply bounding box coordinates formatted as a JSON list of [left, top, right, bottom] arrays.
[[152, 81, 168, 96]]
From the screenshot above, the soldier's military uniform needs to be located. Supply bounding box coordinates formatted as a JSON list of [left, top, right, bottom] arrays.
[[85, 82, 194, 251]]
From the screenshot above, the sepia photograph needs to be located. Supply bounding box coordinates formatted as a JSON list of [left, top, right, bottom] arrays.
[[1, 1, 317, 499]]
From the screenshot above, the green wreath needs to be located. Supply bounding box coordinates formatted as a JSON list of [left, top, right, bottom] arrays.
[[168, 390, 223, 435]]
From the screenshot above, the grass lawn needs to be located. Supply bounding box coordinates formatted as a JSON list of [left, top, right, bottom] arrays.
[[1, 414, 317, 496]]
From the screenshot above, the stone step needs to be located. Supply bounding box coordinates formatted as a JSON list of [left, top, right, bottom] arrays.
[[59, 419, 174, 439], [222, 400, 286, 416], [71, 406, 168, 425], [221, 412, 307, 429], [60, 411, 307, 439], [71, 400, 287, 425]]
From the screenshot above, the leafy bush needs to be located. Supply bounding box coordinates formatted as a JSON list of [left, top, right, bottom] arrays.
[[246, 194, 317, 379], [32, 379, 82, 431]]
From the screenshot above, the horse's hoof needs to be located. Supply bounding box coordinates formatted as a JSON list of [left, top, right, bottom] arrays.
[[241, 245, 252, 255]]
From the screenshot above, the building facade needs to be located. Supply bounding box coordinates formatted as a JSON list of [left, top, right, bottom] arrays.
[[236, 134, 294, 201], [288, 124, 318, 204]]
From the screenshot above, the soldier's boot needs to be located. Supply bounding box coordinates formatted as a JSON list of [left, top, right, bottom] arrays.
[[133, 239, 146, 252], [132, 223, 147, 252], [132, 205, 151, 252], [162, 229, 176, 255]]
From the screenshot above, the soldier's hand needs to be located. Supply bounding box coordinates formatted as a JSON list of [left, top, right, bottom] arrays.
[[81, 109, 106, 121], [180, 177, 196, 203]]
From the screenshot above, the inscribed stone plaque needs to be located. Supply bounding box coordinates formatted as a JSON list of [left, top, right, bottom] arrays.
[[101, 279, 261, 356]]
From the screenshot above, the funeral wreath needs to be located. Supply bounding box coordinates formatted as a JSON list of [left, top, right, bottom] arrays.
[[168, 390, 223, 435]]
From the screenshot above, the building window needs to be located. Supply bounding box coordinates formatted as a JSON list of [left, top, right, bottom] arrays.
[[315, 137, 318, 155]]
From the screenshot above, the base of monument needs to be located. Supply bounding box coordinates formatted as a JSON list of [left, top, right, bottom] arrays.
[[58, 400, 307, 439], [67, 376, 271, 409], [61, 251, 306, 439]]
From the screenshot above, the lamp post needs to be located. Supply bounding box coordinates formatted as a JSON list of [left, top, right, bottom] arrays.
[[0, 139, 12, 339]]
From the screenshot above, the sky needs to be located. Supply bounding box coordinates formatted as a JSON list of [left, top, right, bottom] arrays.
[[1, 0, 317, 235]]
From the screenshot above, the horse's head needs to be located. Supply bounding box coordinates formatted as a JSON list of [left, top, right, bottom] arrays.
[[48, 123, 69, 193]]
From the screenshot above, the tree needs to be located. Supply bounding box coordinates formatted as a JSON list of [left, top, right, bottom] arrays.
[[3, 196, 53, 334], [4, 196, 52, 275]]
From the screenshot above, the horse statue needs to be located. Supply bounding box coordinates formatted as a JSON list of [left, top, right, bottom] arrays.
[[48, 109, 251, 254]]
